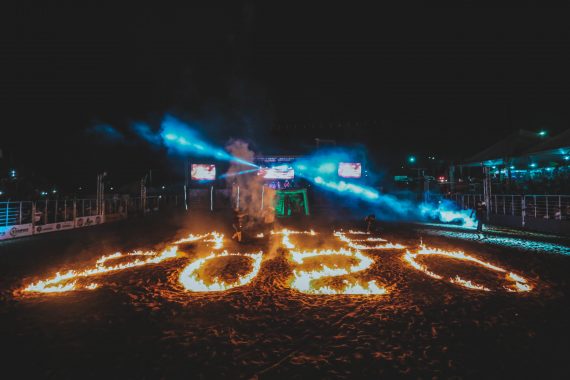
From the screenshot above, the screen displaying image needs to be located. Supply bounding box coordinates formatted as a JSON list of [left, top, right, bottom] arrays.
[[191, 164, 216, 180], [338, 162, 362, 178], [257, 165, 295, 179]]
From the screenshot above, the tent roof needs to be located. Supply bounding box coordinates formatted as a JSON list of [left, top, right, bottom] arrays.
[[462, 130, 541, 166], [525, 128, 570, 155]]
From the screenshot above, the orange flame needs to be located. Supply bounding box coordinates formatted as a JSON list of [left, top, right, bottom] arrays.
[[334, 231, 406, 250], [178, 251, 263, 292], [403, 245, 533, 293], [22, 247, 178, 293], [289, 248, 386, 295]]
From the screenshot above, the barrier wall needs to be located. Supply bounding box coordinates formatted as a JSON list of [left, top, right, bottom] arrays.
[[0, 195, 172, 242], [0, 223, 34, 241]]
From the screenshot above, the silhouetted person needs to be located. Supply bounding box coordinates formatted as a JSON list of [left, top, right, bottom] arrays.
[[470, 201, 486, 238], [364, 214, 376, 233], [232, 209, 245, 242]]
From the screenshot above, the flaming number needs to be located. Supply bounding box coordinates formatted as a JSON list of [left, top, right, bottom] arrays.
[[178, 251, 263, 292], [289, 248, 386, 295]]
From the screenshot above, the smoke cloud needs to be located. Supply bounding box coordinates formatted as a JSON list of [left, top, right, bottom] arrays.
[[225, 139, 275, 224]]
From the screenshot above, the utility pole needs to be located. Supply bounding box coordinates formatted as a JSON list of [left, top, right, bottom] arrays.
[[96, 172, 107, 215], [482, 166, 491, 221], [141, 173, 148, 214]]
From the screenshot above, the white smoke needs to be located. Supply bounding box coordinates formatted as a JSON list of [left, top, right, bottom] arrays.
[[225, 140, 275, 224]]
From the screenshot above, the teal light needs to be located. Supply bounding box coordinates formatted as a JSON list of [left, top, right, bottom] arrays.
[[564, 155, 570, 161], [538, 130, 547, 137], [529, 163, 537, 168], [408, 155, 416, 164], [509, 165, 515, 170]]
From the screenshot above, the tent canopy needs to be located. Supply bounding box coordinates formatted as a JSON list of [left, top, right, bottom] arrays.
[[461, 130, 541, 167]]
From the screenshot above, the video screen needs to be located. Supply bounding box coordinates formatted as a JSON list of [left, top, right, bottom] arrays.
[[257, 165, 295, 179], [338, 162, 362, 178], [191, 164, 216, 180]]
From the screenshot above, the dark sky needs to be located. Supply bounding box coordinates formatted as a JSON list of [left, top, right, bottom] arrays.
[[2, 3, 570, 186]]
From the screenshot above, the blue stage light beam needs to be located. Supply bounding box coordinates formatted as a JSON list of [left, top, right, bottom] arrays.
[[306, 175, 380, 201], [160, 115, 258, 167], [219, 168, 259, 179], [133, 115, 257, 167]]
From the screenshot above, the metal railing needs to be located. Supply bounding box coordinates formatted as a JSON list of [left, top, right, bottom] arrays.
[[0, 195, 180, 229], [445, 193, 570, 220]]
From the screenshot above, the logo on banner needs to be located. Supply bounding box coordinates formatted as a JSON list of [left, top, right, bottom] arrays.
[[77, 218, 84, 227], [95, 216, 101, 224]]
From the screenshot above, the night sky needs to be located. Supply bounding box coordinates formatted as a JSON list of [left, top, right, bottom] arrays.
[[2, 3, 570, 188]]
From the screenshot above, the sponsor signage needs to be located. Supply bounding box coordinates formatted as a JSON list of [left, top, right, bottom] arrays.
[[0, 223, 34, 241], [35, 221, 75, 234]]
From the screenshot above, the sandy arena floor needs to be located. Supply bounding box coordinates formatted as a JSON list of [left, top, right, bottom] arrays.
[[1, 211, 569, 379]]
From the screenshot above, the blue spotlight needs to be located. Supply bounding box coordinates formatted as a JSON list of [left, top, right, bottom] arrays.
[[132, 114, 258, 168], [313, 176, 379, 201], [219, 168, 259, 179], [318, 162, 336, 174]]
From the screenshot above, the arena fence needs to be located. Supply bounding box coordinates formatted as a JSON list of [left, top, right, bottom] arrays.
[[445, 194, 570, 219], [444, 193, 570, 234], [0, 195, 180, 241]]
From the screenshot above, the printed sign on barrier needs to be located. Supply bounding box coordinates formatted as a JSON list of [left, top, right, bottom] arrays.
[[35, 221, 75, 234], [0, 224, 34, 241], [75, 215, 105, 228]]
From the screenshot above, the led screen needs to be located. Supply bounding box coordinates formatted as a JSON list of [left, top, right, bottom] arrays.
[[338, 162, 362, 178], [191, 164, 216, 180], [257, 165, 294, 179]]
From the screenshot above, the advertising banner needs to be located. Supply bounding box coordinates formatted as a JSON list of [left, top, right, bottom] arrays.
[[35, 221, 75, 234], [75, 215, 105, 228], [0, 224, 34, 241]]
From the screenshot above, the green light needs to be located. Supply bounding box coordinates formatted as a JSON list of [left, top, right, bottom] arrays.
[[529, 163, 537, 168], [509, 165, 515, 170], [408, 155, 416, 164], [538, 130, 547, 137]]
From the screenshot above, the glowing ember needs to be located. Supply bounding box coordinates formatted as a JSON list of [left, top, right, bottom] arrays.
[[178, 251, 263, 292], [173, 233, 212, 244], [174, 232, 224, 249], [348, 230, 369, 235], [272, 229, 318, 249], [289, 248, 386, 295], [403, 245, 533, 293], [335, 231, 406, 250], [449, 276, 490, 291]]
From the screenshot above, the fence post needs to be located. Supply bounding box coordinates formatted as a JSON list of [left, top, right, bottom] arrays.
[[546, 196, 549, 219], [32, 202, 36, 229], [5, 201, 9, 226], [521, 196, 526, 228], [511, 195, 514, 216], [19, 201, 23, 225], [534, 195, 537, 218]]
